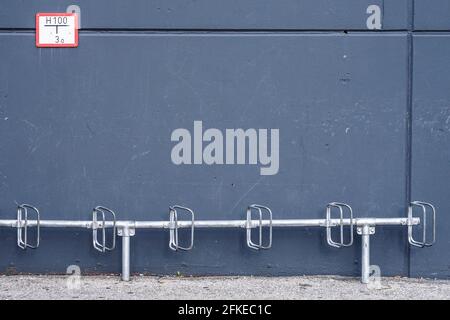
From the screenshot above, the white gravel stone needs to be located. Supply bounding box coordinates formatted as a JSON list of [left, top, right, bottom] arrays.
[[0, 275, 449, 300]]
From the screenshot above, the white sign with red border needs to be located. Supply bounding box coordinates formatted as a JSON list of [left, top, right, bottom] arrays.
[[36, 13, 78, 48]]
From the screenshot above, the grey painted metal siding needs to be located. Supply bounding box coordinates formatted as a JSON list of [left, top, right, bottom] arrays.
[[0, 0, 408, 30], [0, 1, 448, 278], [411, 34, 450, 278], [414, 0, 450, 30]]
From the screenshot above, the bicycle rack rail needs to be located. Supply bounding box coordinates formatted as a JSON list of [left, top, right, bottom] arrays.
[[0, 201, 435, 283]]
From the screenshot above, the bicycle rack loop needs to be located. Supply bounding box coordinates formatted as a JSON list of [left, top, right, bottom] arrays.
[[246, 204, 273, 250], [0, 200, 436, 283], [408, 201, 436, 248], [17, 204, 40, 249], [169, 205, 195, 251], [325, 202, 354, 248], [92, 206, 117, 253]]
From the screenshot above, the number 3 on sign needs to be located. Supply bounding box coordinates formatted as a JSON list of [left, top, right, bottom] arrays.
[[36, 13, 78, 47]]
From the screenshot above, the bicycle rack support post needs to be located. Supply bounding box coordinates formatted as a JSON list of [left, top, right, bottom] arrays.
[[358, 224, 375, 284], [117, 224, 135, 281]]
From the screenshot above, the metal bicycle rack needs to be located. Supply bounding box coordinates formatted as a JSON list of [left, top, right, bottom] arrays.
[[0, 201, 436, 283]]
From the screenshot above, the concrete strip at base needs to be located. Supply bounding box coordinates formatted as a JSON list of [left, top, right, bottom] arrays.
[[0, 275, 449, 300]]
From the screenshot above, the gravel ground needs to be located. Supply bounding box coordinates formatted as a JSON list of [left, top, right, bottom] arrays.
[[0, 275, 449, 300]]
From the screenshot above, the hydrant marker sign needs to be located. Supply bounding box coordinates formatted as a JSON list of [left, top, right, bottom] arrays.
[[36, 13, 78, 47]]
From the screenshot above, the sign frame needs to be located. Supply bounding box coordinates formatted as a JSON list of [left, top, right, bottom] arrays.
[[35, 13, 78, 48]]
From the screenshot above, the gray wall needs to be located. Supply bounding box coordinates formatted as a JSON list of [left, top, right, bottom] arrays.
[[0, 1, 448, 278]]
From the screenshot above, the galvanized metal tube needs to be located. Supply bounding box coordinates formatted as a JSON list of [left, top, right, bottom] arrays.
[[139, 217, 419, 228], [121, 231, 131, 282], [0, 217, 420, 229], [361, 225, 371, 284]]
